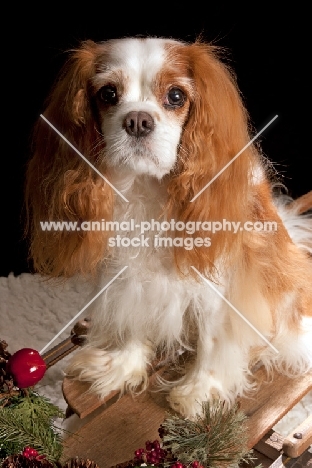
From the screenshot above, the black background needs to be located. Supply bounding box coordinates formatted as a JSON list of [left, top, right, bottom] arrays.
[[1, 5, 310, 277]]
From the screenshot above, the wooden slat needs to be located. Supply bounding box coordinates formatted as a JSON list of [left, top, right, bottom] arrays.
[[62, 378, 120, 419], [253, 430, 284, 460], [62, 373, 168, 467], [282, 414, 312, 458], [239, 368, 312, 448]]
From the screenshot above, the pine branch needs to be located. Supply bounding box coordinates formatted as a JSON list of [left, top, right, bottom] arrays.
[[9, 391, 65, 421], [0, 403, 63, 464], [161, 399, 260, 468]]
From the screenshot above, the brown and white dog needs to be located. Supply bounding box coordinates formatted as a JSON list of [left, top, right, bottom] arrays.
[[26, 37, 312, 417]]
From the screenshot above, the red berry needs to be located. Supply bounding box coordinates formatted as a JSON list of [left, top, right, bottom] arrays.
[[22, 447, 39, 459], [29, 449, 38, 457], [134, 449, 144, 459], [145, 440, 153, 451], [6, 348, 46, 388], [153, 440, 160, 450]]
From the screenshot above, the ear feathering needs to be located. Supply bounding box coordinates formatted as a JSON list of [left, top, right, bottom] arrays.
[[166, 41, 259, 280], [25, 40, 113, 278]]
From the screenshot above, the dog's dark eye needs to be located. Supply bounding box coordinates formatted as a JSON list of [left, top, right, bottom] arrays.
[[98, 85, 118, 105], [165, 87, 186, 108]]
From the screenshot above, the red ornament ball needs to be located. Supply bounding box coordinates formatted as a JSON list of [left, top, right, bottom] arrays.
[[6, 348, 47, 388]]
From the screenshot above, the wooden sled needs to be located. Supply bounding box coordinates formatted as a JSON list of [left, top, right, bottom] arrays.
[[43, 330, 312, 467]]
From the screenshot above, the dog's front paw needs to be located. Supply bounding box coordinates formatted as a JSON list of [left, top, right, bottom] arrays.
[[168, 373, 228, 418], [65, 342, 151, 399]]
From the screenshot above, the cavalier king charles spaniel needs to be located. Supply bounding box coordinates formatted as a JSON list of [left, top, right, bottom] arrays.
[[26, 37, 312, 417]]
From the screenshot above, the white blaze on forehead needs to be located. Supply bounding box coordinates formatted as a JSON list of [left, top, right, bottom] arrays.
[[105, 38, 174, 101], [95, 38, 187, 179]]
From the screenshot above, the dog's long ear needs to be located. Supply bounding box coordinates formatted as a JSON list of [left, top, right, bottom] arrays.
[[25, 41, 113, 278], [166, 41, 261, 280]]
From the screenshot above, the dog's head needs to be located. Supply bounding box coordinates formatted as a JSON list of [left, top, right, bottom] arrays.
[[89, 38, 193, 179], [26, 38, 259, 277]]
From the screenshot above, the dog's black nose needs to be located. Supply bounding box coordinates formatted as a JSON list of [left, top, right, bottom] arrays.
[[123, 111, 154, 137]]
